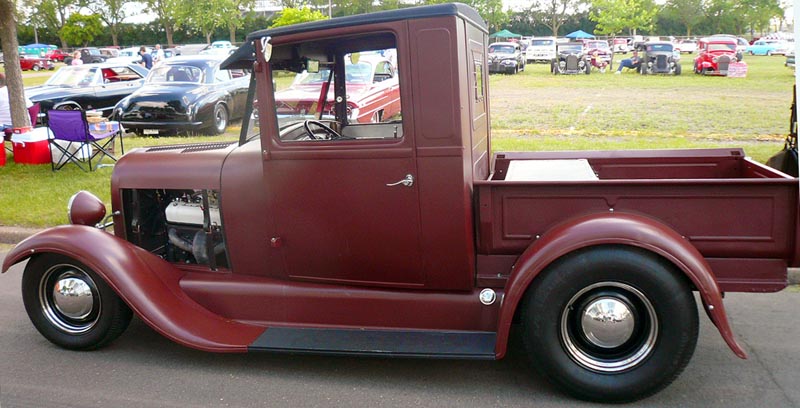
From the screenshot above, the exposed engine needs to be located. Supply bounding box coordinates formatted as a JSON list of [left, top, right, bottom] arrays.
[[123, 189, 228, 268]]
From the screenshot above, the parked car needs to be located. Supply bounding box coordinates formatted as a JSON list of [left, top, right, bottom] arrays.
[[274, 53, 401, 125], [64, 47, 108, 65], [640, 41, 681, 75], [675, 39, 697, 53], [551, 42, 590, 75], [582, 39, 613, 68], [19, 53, 55, 71], [694, 37, 738, 75], [748, 39, 790, 56], [105, 46, 151, 65], [611, 38, 631, 54], [786, 50, 795, 68], [526, 37, 557, 62], [25, 63, 148, 118], [45, 49, 69, 62], [115, 56, 250, 135], [99, 48, 120, 58], [200, 41, 237, 56], [488, 42, 525, 74]]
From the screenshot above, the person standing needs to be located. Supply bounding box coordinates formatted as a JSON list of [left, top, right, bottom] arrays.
[[71, 51, 83, 65], [0, 73, 34, 131], [153, 44, 165, 65], [139, 46, 153, 69]]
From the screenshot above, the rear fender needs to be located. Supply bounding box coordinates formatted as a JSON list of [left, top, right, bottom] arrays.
[[2, 225, 264, 352], [495, 212, 747, 360]]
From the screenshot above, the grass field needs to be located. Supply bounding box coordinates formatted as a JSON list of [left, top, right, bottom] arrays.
[[0, 54, 795, 227]]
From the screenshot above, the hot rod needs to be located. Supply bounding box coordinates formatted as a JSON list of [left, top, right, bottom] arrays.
[[3, 3, 798, 404]]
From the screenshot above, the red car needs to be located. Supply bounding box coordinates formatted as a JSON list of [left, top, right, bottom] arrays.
[[19, 53, 55, 71], [694, 37, 738, 75], [274, 53, 400, 125], [45, 49, 69, 62]]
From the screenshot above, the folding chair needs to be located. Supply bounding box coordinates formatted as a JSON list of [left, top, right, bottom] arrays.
[[4, 103, 40, 153], [47, 109, 124, 171]]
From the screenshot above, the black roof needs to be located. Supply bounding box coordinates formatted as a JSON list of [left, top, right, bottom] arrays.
[[222, 3, 486, 70]]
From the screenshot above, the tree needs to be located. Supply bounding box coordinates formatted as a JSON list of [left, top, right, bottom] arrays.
[[469, 0, 508, 32], [220, 0, 256, 43], [181, 0, 231, 44], [533, 0, 585, 36], [145, 0, 184, 46], [589, 0, 657, 36], [59, 13, 104, 47], [0, 0, 32, 129], [662, 0, 704, 36], [82, 0, 134, 46], [270, 7, 328, 28], [31, 0, 79, 48]]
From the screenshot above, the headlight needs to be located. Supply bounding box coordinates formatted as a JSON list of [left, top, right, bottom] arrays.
[[68, 191, 106, 227]]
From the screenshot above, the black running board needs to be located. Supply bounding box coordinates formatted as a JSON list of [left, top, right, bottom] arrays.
[[249, 327, 497, 360]]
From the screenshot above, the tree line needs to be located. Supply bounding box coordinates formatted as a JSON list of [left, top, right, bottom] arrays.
[[9, 0, 790, 50]]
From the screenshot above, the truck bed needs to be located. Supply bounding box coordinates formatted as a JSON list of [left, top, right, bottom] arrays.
[[474, 149, 798, 292]]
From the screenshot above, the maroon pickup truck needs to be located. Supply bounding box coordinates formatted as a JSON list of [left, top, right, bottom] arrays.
[[3, 4, 797, 403]]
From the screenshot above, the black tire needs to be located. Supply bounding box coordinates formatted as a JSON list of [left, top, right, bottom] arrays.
[[767, 50, 773, 56], [210, 103, 228, 135], [520, 246, 698, 403], [33, 65, 41, 71], [674, 64, 682, 75], [22, 254, 133, 350]]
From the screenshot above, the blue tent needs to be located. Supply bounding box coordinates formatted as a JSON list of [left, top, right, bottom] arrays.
[[565, 30, 595, 39]]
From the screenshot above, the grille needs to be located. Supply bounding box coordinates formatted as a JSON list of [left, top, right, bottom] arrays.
[[566, 55, 579, 71], [718, 56, 731, 74], [656, 55, 668, 70]]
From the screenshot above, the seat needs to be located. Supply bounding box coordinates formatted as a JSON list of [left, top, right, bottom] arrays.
[[4, 103, 41, 153], [47, 109, 124, 171], [172, 69, 192, 82]]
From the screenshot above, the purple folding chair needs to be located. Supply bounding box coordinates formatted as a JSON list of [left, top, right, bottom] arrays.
[[47, 109, 124, 171]]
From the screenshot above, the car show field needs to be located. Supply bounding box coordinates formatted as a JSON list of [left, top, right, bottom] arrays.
[[0, 55, 794, 228]]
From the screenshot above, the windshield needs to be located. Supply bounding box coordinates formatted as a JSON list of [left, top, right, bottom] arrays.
[[647, 44, 673, 52], [45, 66, 97, 86], [489, 45, 516, 54], [559, 45, 582, 52], [147, 65, 203, 83], [708, 43, 736, 52], [586, 41, 609, 50], [532, 40, 553, 46]]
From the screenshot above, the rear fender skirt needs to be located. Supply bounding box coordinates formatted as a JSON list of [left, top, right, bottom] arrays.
[[494, 212, 747, 360], [1, 225, 264, 352]]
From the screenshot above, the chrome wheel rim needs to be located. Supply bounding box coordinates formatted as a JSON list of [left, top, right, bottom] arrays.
[[560, 281, 657, 373], [214, 106, 227, 132], [39, 264, 101, 334]]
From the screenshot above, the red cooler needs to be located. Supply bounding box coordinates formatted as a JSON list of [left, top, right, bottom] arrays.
[[11, 128, 51, 165]]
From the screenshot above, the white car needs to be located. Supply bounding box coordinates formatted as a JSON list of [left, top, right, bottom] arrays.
[[675, 39, 697, 53], [526, 37, 557, 63], [105, 46, 150, 65]]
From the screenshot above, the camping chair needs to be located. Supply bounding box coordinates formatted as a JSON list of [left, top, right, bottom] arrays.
[[47, 109, 124, 171], [4, 103, 40, 153]]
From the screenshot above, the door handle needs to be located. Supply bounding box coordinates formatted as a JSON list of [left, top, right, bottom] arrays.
[[386, 174, 414, 187]]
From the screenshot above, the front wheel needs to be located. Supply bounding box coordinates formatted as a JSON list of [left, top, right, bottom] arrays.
[[520, 246, 698, 402], [22, 254, 133, 350]]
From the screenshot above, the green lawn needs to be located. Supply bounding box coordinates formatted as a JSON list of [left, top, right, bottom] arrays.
[[0, 55, 795, 228]]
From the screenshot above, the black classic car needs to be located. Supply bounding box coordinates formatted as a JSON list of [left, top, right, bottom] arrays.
[[640, 41, 681, 75], [115, 56, 250, 136], [25, 63, 149, 119], [551, 42, 590, 75], [488, 42, 525, 74], [64, 48, 108, 65]]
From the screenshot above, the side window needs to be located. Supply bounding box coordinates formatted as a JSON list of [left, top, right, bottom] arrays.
[[474, 60, 484, 102], [344, 48, 401, 127]]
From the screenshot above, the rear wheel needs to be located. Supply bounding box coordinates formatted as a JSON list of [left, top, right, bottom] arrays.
[[22, 254, 133, 350], [520, 246, 698, 403], [210, 103, 228, 135]]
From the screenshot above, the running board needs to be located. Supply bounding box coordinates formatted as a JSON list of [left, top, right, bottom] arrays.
[[249, 328, 497, 360]]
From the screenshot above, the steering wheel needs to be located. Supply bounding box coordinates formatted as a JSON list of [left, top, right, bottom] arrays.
[[303, 120, 343, 140]]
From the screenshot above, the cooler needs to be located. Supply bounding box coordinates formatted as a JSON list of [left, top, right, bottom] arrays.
[[11, 127, 51, 164]]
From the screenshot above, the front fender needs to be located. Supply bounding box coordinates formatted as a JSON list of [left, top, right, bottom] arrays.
[[2, 225, 264, 352], [494, 212, 747, 360]]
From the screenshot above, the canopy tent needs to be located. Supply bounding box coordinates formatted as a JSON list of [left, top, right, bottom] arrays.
[[565, 30, 595, 39], [489, 29, 522, 39]]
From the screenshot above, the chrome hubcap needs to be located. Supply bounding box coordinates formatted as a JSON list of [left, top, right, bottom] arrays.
[[561, 282, 657, 373], [40, 265, 101, 334], [580, 297, 635, 348]]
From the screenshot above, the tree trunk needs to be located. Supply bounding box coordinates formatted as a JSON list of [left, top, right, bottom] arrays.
[[166, 25, 175, 47], [0, 0, 31, 128], [230, 25, 236, 43], [206, 32, 212, 44], [60, 36, 68, 49]]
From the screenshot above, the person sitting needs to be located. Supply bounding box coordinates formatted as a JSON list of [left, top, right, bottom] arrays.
[[615, 50, 641, 74]]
